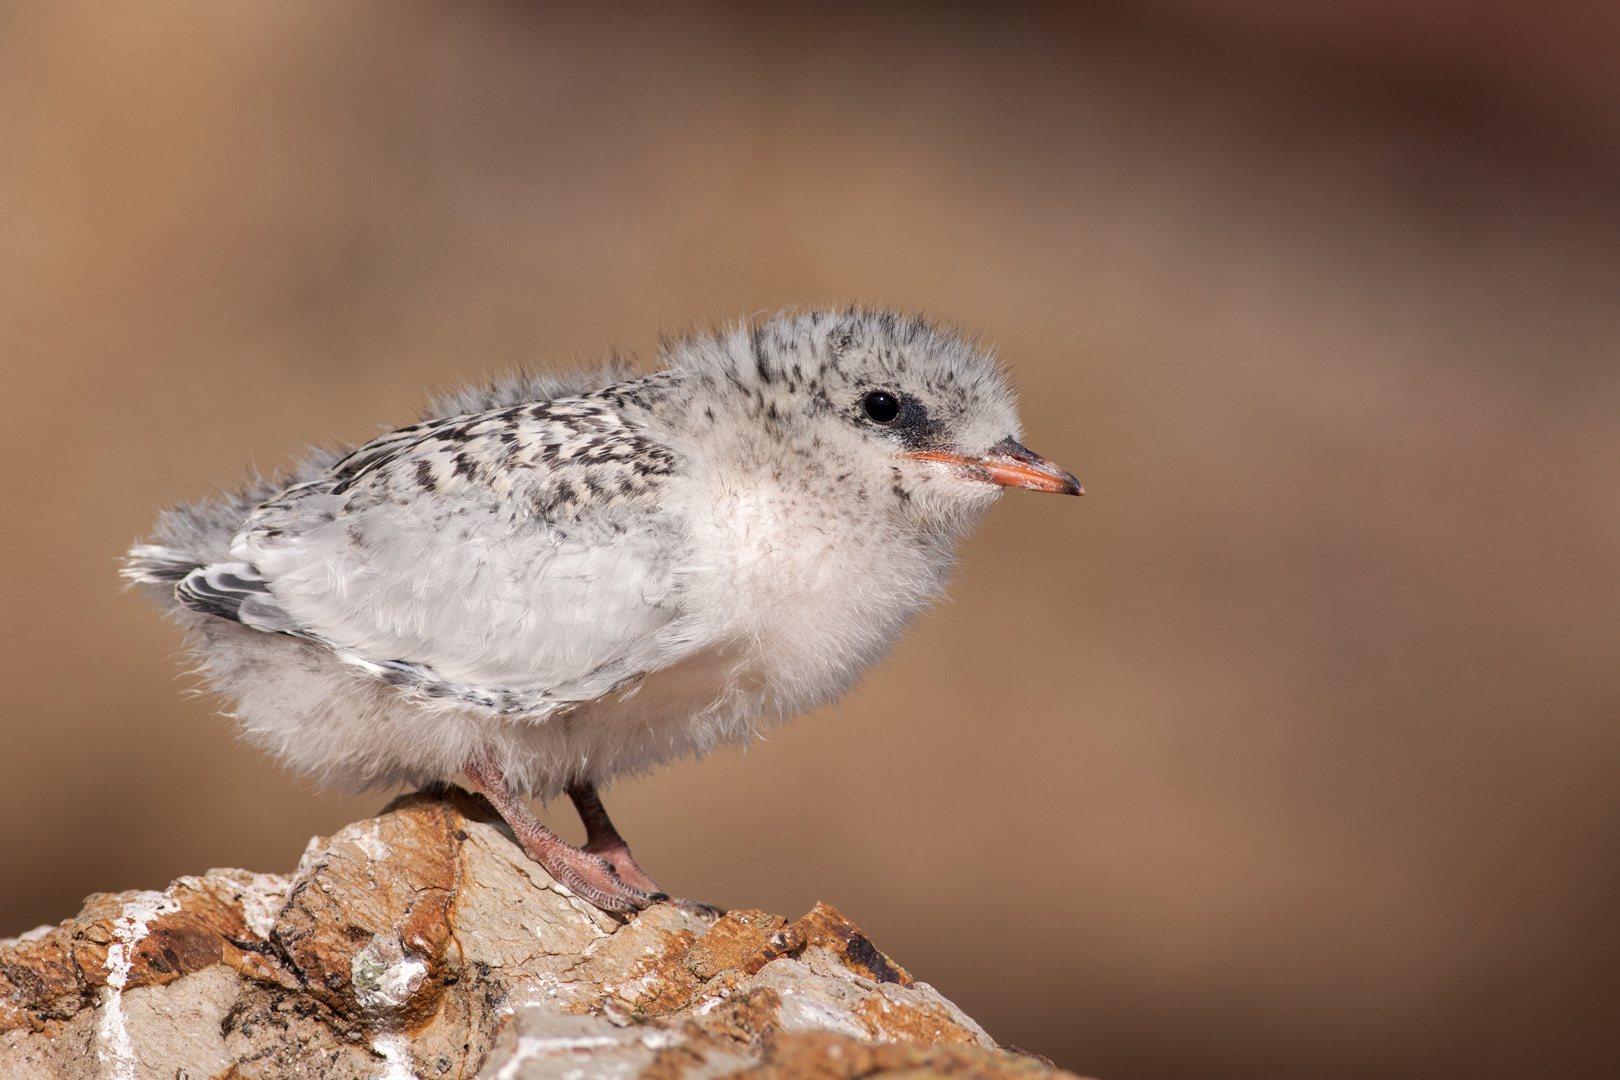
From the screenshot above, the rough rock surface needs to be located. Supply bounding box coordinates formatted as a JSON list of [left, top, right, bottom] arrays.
[[0, 791, 1082, 1079]]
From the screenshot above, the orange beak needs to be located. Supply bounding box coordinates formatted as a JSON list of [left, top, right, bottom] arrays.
[[905, 437, 1083, 495]]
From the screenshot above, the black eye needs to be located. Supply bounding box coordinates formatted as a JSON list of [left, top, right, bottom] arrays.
[[863, 390, 901, 423]]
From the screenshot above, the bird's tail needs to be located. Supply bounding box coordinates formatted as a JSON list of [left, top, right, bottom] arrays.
[[126, 545, 305, 635], [122, 544, 205, 586]]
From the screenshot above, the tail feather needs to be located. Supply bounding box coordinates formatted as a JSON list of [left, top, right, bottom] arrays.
[[122, 544, 204, 585], [124, 546, 303, 635], [177, 562, 303, 634]]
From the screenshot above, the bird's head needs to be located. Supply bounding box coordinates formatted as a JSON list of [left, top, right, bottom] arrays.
[[675, 308, 1079, 534]]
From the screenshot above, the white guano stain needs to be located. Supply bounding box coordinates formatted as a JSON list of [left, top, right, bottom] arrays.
[[602, 972, 658, 1003], [293, 833, 332, 876], [351, 931, 428, 1079], [489, 1029, 685, 1080], [691, 986, 733, 1016], [176, 871, 289, 940], [373, 1031, 420, 1080], [352, 933, 428, 1012], [94, 891, 181, 1080], [502, 971, 566, 1014], [354, 833, 393, 863], [235, 872, 290, 940]]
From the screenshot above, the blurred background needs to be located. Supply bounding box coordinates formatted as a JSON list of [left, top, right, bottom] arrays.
[[2, 2, 1618, 1077]]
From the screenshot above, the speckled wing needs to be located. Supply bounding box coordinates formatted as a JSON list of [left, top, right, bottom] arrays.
[[222, 398, 691, 712]]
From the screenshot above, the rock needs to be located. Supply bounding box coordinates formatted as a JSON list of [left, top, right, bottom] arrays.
[[0, 791, 1082, 1079]]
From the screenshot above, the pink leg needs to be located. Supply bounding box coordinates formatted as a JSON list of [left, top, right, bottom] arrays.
[[567, 781, 663, 894], [461, 757, 665, 913]]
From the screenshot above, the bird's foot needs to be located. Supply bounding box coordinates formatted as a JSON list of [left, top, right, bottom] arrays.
[[462, 757, 676, 913], [567, 779, 721, 918], [461, 758, 721, 918], [666, 897, 725, 922], [575, 839, 722, 920], [527, 836, 668, 913], [580, 835, 663, 894]]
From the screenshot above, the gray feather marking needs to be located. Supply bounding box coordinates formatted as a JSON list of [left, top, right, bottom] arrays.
[[176, 562, 303, 634]]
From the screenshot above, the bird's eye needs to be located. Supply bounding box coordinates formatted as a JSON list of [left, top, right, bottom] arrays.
[[863, 391, 901, 423]]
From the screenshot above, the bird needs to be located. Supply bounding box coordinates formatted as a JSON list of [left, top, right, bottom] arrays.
[[123, 308, 1081, 913]]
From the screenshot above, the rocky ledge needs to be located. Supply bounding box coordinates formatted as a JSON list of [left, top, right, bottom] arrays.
[[0, 791, 1080, 1079]]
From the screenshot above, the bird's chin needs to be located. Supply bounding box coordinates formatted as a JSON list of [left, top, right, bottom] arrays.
[[903, 473, 1004, 532]]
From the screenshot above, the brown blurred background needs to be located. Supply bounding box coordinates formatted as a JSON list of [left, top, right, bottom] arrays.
[[3, 2, 1618, 1077]]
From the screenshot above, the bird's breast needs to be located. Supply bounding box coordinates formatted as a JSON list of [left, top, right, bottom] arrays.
[[668, 474, 949, 717]]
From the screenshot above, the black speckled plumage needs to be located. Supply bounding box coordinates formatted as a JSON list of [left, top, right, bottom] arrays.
[[122, 307, 1080, 912]]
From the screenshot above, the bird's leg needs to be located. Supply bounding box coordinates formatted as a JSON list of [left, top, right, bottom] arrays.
[[569, 781, 724, 922], [567, 781, 663, 894], [461, 756, 666, 913]]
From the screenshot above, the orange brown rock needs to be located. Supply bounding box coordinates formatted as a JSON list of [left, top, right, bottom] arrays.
[[0, 792, 1086, 1079]]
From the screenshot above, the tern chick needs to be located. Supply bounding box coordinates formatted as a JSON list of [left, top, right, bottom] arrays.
[[124, 308, 1081, 913]]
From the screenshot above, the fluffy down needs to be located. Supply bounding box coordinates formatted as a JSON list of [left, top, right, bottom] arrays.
[[124, 308, 1035, 798]]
